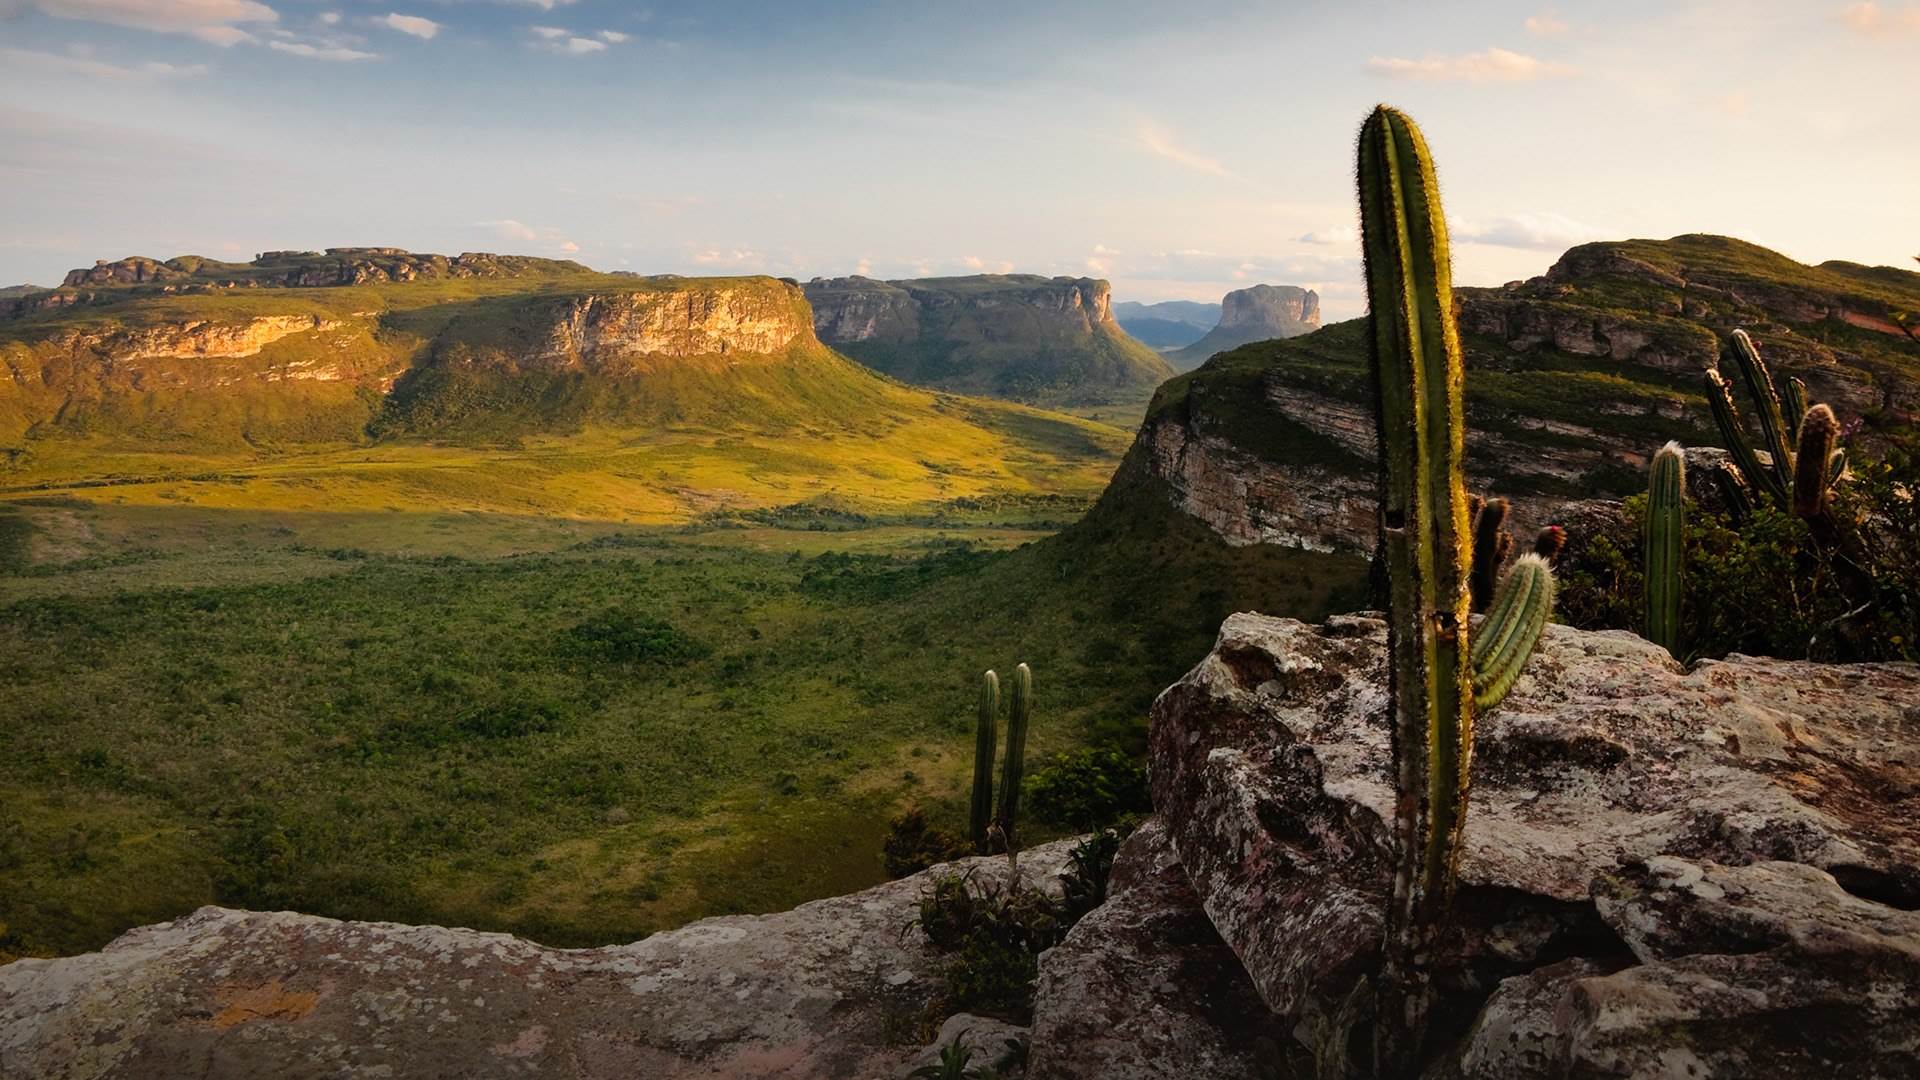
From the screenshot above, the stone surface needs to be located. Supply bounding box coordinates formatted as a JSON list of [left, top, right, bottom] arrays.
[[892, 1013, 1029, 1079], [1149, 612, 1920, 1074], [1027, 820, 1296, 1080], [0, 842, 1077, 1080]]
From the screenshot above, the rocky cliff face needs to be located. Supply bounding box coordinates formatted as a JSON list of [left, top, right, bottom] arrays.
[[0, 271, 827, 445], [1121, 236, 1920, 555], [803, 274, 1174, 405], [1170, 284, 1321, 370]]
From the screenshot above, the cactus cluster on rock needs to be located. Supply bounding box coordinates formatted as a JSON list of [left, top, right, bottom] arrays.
[[1706, 329, 1846, 524]]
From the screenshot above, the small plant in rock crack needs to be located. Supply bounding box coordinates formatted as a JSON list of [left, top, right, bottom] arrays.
[[913, 870, 1066, 1021], [909, 1038, 1000, 1080]]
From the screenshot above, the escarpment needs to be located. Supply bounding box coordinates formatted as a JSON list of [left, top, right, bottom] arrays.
[[0, 260, 830, 445], [803, 273, 1175, 405], [1170, 283, 1321, 370], [1115, 235, 1920, 555]]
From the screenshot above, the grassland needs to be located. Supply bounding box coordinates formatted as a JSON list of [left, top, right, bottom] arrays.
[[0, 478, 1364, 961]]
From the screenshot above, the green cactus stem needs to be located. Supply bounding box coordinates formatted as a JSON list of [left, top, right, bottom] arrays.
[[1714, 461, 1754, 524], [1793, 404, 1839, 520], [995, 663, 1031, 855], [1645, 442, 1686, 658], [1706, 367, 1788, 508], [1358, 103, 1475, 1076], [1728, 330, 1796, 497], [1469, 554, 1556, 709], [1784, 376, 1809, 443], [969, 669, 998, 853], [1469, 497, 1512, 612]]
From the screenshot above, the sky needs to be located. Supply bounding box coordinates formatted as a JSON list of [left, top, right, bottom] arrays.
[[0, 1, 1915, 320]]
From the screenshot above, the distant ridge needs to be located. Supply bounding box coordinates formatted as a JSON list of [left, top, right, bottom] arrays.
[[1169, 284, 1320, 370]]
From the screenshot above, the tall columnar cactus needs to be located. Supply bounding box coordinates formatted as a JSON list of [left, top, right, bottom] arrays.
[[1644, 443, 1687, 658], [1470, 554, 1556, 708], [969, 669, 998, 853], [1468, 497, 1513, 612], [996, 663, 1031, 854], [1357, 104, 1475, 1075]]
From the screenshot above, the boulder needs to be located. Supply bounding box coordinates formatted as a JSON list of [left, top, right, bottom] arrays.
[[0, 842, 1078, 1080], [1027, 819, 1299, 1079], [1149, 612, 1920, 1075]]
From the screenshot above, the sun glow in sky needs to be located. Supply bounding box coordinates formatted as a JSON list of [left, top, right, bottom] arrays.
[[1, 0, 1915, 318]]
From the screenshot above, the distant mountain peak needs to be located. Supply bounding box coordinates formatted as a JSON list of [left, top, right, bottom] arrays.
[[1169, 284, 1321, 370]]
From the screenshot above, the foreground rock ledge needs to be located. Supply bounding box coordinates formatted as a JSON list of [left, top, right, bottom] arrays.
[[1150, 612, 1920, 1077], [0, 843, 1076, 1080]]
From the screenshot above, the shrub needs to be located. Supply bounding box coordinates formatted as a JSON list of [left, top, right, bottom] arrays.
[[883, 808, 969, 880], [914, 870, 1067, 1021], [1025, 748, 1150, 832], [563, 611, 707, 664]]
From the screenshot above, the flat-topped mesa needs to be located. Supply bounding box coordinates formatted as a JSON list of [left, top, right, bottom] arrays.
[[58, 249, 590, 292], [802, 273, 1172, 406], [1169, 284, 1321, 370]]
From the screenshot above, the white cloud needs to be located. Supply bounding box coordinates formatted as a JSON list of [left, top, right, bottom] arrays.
[[692, 248, 763, 267], [1835, 2, 1920, 35], [1298, 225, 1357, 246], [1367, 47, 1574, 82], [268, 39, 375, 60], [512, 0, 576, 9], [559, 240, 580, 253], [559, 36, 604, 53], [1452, 211, 1611, 250], [597, 29, 629, 43], [478, 219, 539, 242], [1136, 123, 1239, 180], [191, 24, 253, 44], [0, 45, 207, 78], [378, 13, 440, 39], [1524, 10, 1568, 35], [24, 0, 277, 33], [529, 25, 567, 39], [317, 10, 339, 24], [959, 255, 1013, 273]]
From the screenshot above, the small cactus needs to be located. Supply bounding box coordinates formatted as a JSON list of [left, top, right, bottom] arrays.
[[1532, 525, 1567, 564], [1469, 497, 1513, 612], [1470, 554, 1556, 709], [996, 663, 1032, 855], [1714, 461, 1754, 524], [1792, 404, 1839, 520], [969, 670, 998, 853], [1645, 442, 1686, 658]]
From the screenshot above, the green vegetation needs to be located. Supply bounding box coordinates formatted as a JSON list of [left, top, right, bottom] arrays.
[[1357, 104, 1477, 1075], [1469, 554, 1556, 710]]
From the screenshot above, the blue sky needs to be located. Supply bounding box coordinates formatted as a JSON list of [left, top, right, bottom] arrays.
[[1, 0, 1915, 318]]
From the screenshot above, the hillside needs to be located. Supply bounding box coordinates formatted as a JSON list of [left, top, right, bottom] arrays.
[[1114, 299, 1220, 351], [1169, 283, 1320, 370], [0, 250, 1133, 519], [803, 274, 1175, 406], [1122, 235, 1920, 555]]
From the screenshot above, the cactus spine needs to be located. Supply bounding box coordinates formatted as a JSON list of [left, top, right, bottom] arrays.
[[996, 663, 1032, 855], [1470, 555, 1556, 708], [969, 670, 998, 853], [1358, 104, 1475, 1075], [1645, 443, 1686, 658]]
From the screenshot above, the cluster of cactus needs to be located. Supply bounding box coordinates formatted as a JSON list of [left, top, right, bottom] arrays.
[[968, 664, 1032, 867], [1357, 104, 1556, 1075], [1705, 330, 1846, 524]]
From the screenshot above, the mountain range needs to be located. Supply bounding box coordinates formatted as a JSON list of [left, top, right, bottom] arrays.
[[1112, 299, 1221, 351]]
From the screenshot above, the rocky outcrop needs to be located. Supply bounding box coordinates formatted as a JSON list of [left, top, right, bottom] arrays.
[[1027, 820, 1297, 1079], [74, 315, 342, 362], [1171, 285, 1321, 370], [1147, 612, 1920, 1076], [1115, 236, 1920, 556], [802, 274, 1173, 405], [59, 250, 587, 292], [0, 842, 1079, 1080], [525, 285, 811, 369]]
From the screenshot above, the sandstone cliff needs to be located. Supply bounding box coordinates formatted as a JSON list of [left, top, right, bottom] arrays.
[[803, 274, 1175, 406], [0, 261, 833, 446], [1120, 235, 1920, 555], [1170, 283, 1321, 370]]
